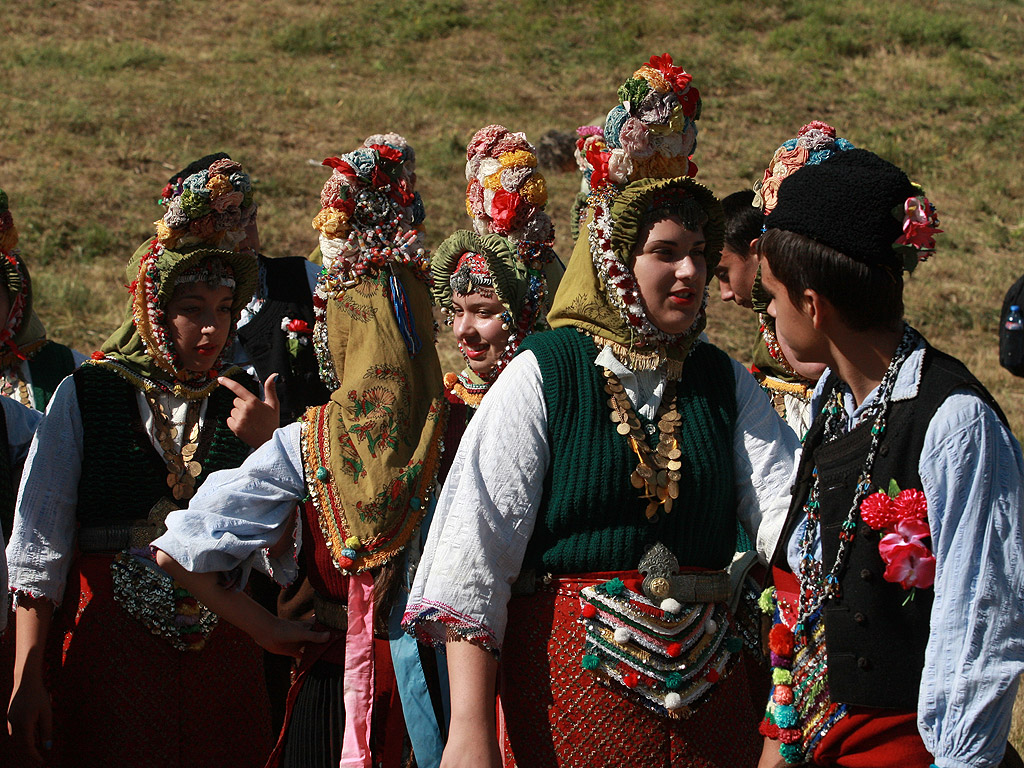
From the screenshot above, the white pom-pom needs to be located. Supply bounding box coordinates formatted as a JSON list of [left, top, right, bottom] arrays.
[[613, 627, 631, 644], [704, 618, 718, 636], [664, 692, 683, 710], [660, 598, 682, 614]]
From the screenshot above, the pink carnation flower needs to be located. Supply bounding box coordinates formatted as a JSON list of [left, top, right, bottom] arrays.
[[881, 539, 936, 589]]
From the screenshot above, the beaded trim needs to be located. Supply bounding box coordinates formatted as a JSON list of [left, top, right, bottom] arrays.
[[401, 598, 500, 656]]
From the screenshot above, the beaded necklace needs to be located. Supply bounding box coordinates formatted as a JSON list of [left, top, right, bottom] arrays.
[[602, 368, 682, 519], [795, 323, 918, 629]]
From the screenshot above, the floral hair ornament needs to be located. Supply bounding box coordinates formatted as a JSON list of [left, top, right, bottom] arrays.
[[893, 190, 941, 273], [579, 54, 701, 193], [312, 134, 428, 370], [156, 158, 257, 251]]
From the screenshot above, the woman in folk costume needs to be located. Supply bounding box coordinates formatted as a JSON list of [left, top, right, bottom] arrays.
[[0, 188, 84, 412], [748, 122, 854, 437], [6, 158, 275, 767], [152, 136, 450, 768], [403, 55, 800, 768], [433, 125, 560, 455]]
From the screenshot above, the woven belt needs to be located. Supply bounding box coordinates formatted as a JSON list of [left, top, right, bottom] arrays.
[[313, 593, 348, 631], [78, 522, 165, 553]]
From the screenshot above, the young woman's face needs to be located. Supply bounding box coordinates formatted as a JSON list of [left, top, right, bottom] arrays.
[[632, 217, 706, 336], [164, 282, 234, 373], [714, 239, 759, 309], [451, 290, 511, 375]]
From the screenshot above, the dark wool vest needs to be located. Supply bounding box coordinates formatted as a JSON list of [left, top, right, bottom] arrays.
[[27, 341, 76, 410], [0, 402, 13, 538], [521, 327, 737, 574], [73, 365, 256, 528], [236, 255, 330, 425], [774, 344, 1006, 709]]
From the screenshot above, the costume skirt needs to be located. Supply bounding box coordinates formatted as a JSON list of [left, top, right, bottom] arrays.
[[48, 553, 273, 768], [498, 572, 762, 768]]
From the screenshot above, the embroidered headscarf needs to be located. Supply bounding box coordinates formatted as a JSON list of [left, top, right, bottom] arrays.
[[749, 121, 856, 384], [433, 125, 560, 406], [0, 189, 49, 368], [304, 135, 444, 575], [547, 175, 723, 379], [92, 240, 258, 398]]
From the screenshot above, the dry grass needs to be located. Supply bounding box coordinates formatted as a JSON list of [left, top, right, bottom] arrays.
[[2, 0, 1023, 750]]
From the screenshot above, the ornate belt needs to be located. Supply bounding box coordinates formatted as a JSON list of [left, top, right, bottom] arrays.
[[313, 592, 348, 631]]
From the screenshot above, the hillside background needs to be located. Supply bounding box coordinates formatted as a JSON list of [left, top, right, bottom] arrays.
[[1, 0, 1022, 750]]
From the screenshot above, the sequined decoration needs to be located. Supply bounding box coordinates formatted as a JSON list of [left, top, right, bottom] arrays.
[[145, 394, 202, 501], [602, 368, 682, 518]]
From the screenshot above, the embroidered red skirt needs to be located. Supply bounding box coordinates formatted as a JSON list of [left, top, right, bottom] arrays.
[[498, 572, 762, 768], [47, 553, 273, 767]]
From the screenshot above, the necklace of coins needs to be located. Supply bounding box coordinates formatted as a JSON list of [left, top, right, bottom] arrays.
[[602, 368, 682, 519], [145, 394, 203, 501]]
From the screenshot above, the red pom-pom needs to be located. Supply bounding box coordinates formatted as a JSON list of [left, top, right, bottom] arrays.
[[773, 685, 794, 705], [581, 603, 597, 619], [768, 624, 795, 657], [779, 727, 802, 744], [337, 555, 354, 569], [666, 642, 683, 658], [91, 350, 105, 360], [705, 668, 720, 683], [759, 719, 780, 739], [860, 491, 896, 530], [622, 672, 639, 689]]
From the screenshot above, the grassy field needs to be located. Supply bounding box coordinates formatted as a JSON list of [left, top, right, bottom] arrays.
[[2, 0, 1023, 752]]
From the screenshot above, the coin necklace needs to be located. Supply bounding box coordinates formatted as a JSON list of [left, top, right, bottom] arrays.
[[145, 394, 203, 501], [602, 368, 682, 519]]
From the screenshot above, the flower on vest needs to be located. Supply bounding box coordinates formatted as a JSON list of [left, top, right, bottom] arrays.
[[281, 316, 312, 357], [859, 480, 935, 591]]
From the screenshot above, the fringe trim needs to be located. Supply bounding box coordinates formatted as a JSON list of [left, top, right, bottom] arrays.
[[585, 331, 685, 380]]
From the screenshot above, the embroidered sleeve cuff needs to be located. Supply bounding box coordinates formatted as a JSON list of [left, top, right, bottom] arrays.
[[401, 600, 500, 657]]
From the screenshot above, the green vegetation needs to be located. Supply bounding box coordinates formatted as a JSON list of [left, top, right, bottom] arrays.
[[2, 0, 1023, 750]]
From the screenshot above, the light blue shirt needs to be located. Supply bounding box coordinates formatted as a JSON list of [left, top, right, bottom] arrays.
[[786, 339, 1024, 768]]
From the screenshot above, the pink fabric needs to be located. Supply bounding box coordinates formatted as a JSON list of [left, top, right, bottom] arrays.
[[340, 571, 375, 768]]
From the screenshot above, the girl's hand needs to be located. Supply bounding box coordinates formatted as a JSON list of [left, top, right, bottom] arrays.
[[255, 617, 330, 658], [221, 373, 280, 449], [8, 673, 52, 764]]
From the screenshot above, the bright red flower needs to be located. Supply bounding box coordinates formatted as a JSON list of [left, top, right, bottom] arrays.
[[586, 147, 611, 189], [90, 350, 105, 360], [880, 539, 936, 589], [892, 487, 928, 521], [322, 157, 355, 176], [286, 318, 312, 335], [647, 53, 693, 94], [860, 491, 896, 530], [489, 189, 527, 232], [368, 144, 403, 163]]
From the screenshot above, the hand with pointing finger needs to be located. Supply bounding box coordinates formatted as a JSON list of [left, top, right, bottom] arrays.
[[220, 373, 281, 449]]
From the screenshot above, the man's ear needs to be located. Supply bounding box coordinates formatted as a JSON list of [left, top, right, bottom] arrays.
[[803, 289, 833, 330], [747, 238, 760, 260]]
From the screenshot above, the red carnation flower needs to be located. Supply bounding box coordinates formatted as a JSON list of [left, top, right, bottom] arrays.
[[286, 318, 312, 335], [90, 350, 105, 360], [892, 488, 928, 522], [369, 144, 403, 163], [489, 189, 527, 232], [647, 53, 693, 95], [860, 491, 896, 530]]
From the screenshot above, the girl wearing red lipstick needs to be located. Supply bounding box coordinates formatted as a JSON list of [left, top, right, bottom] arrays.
[[6, 160, 277, 767], [405, 57, 799, 768]]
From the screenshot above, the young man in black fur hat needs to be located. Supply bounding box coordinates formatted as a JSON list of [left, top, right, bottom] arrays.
[[755, 148, 1024, 768]]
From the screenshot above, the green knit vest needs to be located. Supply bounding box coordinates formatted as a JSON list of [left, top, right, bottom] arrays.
[[28, 341, 76, 410], [522, 327, 737, 574], [74, 365, 255, 526]]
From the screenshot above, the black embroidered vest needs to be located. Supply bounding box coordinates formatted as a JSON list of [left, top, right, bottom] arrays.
[[774, 344, 1006, 709], [0, 401, 13, 538], [235, 255, 330, 425], [74, 365, 256, 528]]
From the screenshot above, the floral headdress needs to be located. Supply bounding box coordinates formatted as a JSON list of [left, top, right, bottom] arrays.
[[312, 133, 429, 386], [433, 126, 559, 400], [753, 121, 856, 216], [575, 54, 701, 192], [156, 158, 258, 251], [0, 189, 45, 367]]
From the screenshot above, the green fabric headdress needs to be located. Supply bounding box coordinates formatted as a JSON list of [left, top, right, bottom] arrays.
[[547, 175, 723, 376], [93, 239, 258, 399]]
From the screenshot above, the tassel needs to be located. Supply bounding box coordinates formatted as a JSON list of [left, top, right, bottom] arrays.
[[387, 270, 421, 356]]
